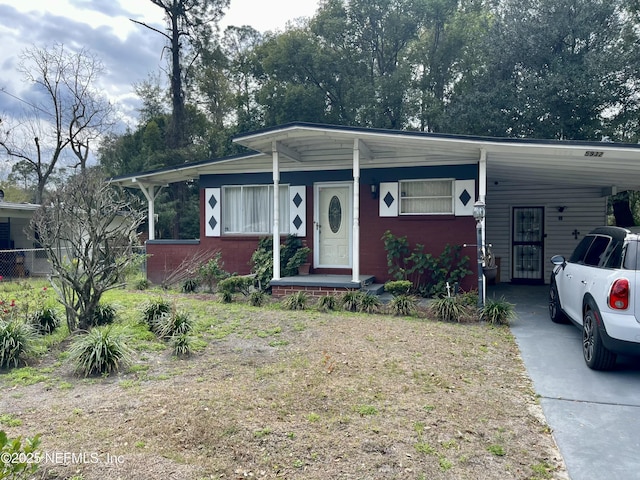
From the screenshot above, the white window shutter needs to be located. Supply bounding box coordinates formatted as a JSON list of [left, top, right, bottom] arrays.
[[289, 186, 306, 236], [454, 180, 475, 216], [205, 188, 221, 237], [379, 182, 399, 217]]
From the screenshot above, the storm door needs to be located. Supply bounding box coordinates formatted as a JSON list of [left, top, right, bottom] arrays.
[[512, 207, 544, 283]]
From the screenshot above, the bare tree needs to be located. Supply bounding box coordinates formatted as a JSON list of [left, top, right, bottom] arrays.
[[30, 171, 145, 332], [0, 43, 115, 204]]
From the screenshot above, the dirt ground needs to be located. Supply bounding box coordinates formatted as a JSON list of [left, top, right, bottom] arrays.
[[0, 299, 568, 480]]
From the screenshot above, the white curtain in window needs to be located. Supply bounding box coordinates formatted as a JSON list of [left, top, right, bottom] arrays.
[[223, 187, 242, 233], [400, 180, 453, 214], [223, 185, 290, 234]]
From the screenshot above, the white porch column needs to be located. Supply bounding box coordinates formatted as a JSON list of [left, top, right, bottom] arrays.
[[134, 180, 163, 241], [479, 148, 488, 305], [272, 141, 281, 281], [352, 139, 361, 283]]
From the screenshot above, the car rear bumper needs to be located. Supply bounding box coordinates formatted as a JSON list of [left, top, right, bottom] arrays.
[[601, 312, 640, 356]]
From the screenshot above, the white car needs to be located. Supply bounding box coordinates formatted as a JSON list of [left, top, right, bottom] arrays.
[[549, 226, 640, 370]]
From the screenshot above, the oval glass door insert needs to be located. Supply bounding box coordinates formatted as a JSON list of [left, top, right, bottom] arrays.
[[328, 196, 342, 233]]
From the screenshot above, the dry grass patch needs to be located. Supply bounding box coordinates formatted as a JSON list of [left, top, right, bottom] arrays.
[[0, 296, 566, 480]]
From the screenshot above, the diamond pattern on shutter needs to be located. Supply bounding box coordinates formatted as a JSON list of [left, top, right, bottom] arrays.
[[454, 180, 475, 216], [205, 188, 221, 236], [379, 182, 398, 217], [289, 186, 306, 236]]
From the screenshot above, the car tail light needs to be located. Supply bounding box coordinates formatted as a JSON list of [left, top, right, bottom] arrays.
[[609, 278, 630, 310]]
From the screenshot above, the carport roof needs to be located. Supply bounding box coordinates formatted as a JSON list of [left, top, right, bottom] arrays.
[[110, 122, 640, 191]]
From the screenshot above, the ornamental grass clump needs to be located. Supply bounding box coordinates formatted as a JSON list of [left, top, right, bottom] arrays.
[[93, 303, 117, 326], [317, 294, 338, 312], [156, 311, 193, 340], [0, 320, 34, 368], [430, 296, 467, 323], [68, 326, 133, 377], [29, 307, 60, 335], [481, 297, 516, 325], [141, 299, 172, 335], [282, 291, 308, 311]]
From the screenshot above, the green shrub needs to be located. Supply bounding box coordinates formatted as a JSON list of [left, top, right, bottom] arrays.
[[381, 231, 472, 297], [358, 294, 381, 313], [0, 430, 41, 479], [141, 299, 171, 334], [156, 311, 193, 339], [281, 291, 308, 311], [197, 252, 229, 293], [218, 276, 254, 297], [0, 321, 34, 369], [430, 297, 467, 322], [384, 280, 412, 297], [172, 334, 193, 356], [134, 278, 150, 291], [181, 278, 199, 293], [251, 235, 311, 291], [93, 303, 117, 326], [480, 297, 516, 325], [317, 294, 338, 312], [29, 308, 60, 335], [389, 294, 418, 316], [249, 291, 267, 307], [68, 326, 133, 377]]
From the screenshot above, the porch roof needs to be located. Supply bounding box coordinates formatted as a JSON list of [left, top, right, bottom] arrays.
[[110, 122, 640, 191]]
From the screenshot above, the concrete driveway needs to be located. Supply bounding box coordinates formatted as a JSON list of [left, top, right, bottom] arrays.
[[492, 285, 640, 480]]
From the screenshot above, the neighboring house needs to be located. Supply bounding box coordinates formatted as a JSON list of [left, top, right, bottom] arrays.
[[0, 198, 49, 278], [110, 122, 640, 295]]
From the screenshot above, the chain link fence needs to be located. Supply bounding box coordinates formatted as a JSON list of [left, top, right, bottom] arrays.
[[0, 246, 147, 280]]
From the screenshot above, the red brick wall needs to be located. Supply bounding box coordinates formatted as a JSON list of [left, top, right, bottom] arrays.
[[272, 285, 360, 298], [147, 185, 478, 291]]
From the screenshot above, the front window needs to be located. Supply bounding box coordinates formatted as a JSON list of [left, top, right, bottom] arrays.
[[399, 179, 453, 215], [223, 185, 289, 234]]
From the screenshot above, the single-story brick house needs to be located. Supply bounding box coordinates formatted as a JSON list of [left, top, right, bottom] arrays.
[[110, 123, 640, 296]]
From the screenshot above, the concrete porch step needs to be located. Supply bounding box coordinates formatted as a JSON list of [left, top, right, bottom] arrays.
[[362, 283, 385, 295]]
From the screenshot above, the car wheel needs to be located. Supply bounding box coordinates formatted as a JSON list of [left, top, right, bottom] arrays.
[[549, 281, 568, 323], [582, 307, 617, 370]]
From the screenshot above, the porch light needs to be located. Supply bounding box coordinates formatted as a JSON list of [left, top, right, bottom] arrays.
[[473, 200, 486, 309], [370, 183, 379, 200], [473, 200, 485, 222]]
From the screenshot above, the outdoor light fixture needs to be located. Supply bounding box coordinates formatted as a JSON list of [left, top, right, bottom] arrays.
[[370, 183, 379, 200], [556, 206, 566, 221], [473, 200, 486, 223], [473, 200, 486, 308]]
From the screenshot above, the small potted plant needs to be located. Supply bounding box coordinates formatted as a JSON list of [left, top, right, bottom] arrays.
[[286, 247, 312, 275], [482, 244, 498, 284]]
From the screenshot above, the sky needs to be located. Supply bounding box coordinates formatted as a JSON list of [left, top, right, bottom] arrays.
[[0, 0, 321, 130]]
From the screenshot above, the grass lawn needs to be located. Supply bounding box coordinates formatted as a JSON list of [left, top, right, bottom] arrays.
[[0, 282, 567, 480]]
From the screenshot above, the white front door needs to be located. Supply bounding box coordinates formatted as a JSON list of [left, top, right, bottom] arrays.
[[315, 184, 352, 268]]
